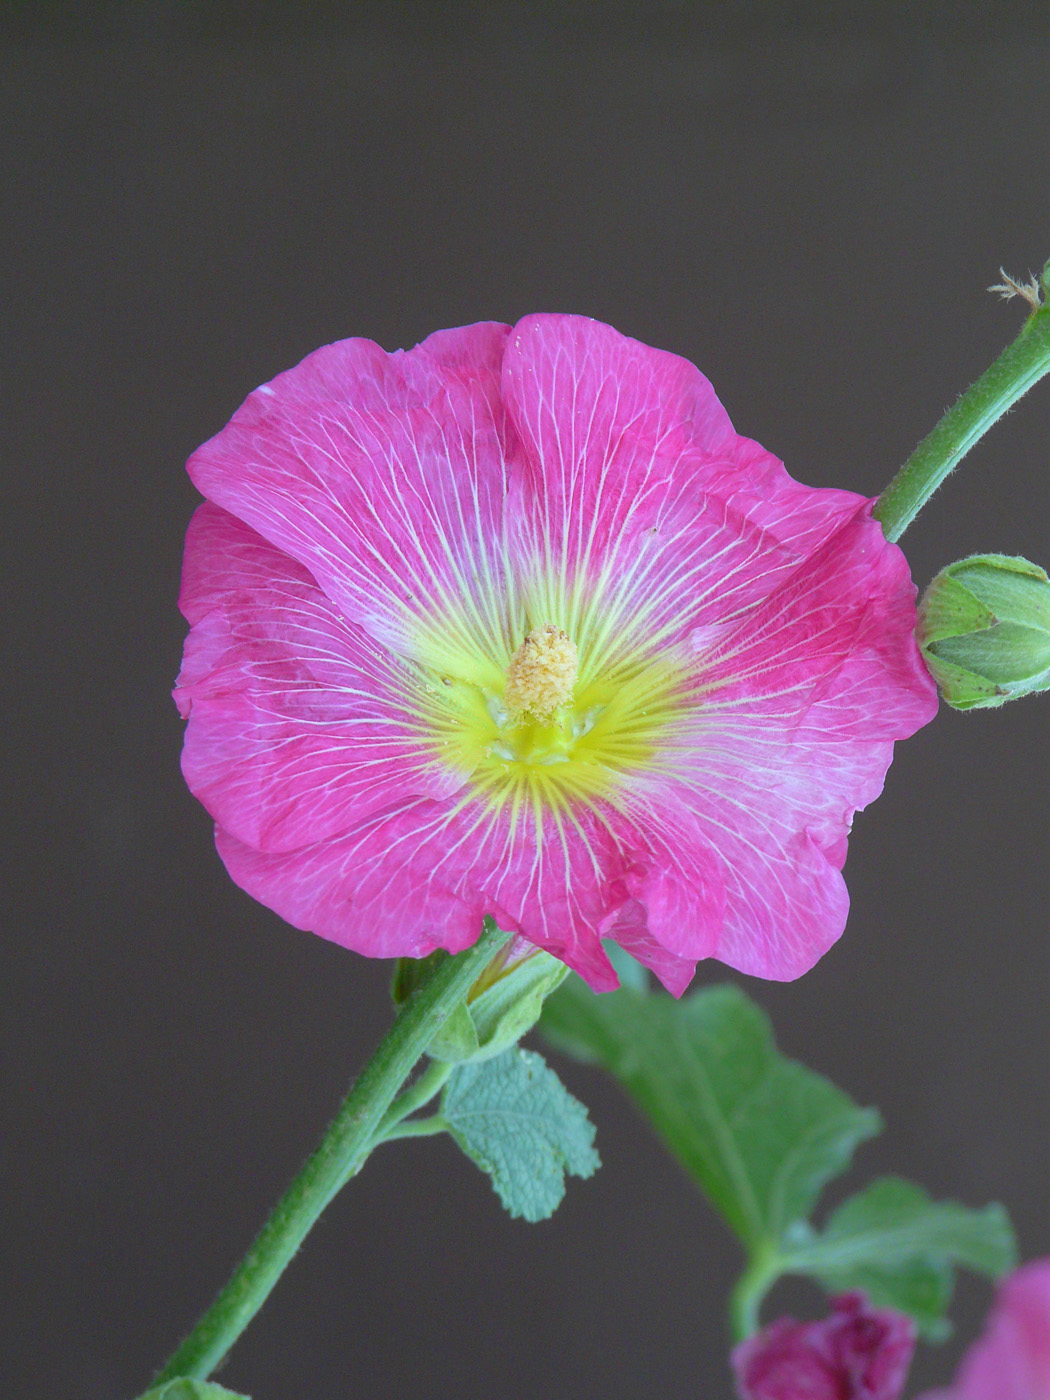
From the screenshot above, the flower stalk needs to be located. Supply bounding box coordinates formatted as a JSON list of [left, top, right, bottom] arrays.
[[730, 1246, 782, 1343], [875, 267, 1050, 541], [151, 920, 509, 1388]]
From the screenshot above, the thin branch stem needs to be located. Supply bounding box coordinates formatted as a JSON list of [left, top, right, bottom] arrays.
[[874, 299, 1050, 542], [382, 1115, 450, 1142], [729, 1247, 781, 1343], [374, 1059, 452, 1139], [152, 923, 508, 1386]]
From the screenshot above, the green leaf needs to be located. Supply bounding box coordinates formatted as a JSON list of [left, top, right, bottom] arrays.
[[139, 1382, 250, 1400], [603, 939, 650, 992], [827, 1251, 954, 1341], [540, 979, 879, 1250], [441, 1047, 600, 1222], [785, 1176, 1018, 1338]]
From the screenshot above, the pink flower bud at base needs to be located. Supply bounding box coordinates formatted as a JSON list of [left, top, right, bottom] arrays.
[[732, 1293, 917, 1400]]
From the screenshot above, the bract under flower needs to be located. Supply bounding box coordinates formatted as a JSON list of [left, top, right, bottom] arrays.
[[917, 1261, 1050, 1400], [175, 315, 936, 992]]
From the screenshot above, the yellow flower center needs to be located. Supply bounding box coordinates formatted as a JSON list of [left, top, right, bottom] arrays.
[[416, 610, 689, 816], [503, 625, 578, 722]]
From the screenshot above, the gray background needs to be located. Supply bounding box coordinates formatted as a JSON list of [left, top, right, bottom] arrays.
[[4, 5, 1050, 1397]]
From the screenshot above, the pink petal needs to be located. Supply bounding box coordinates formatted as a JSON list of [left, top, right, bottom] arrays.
[[602, 916, 699, 998], [213, 786, 724, 993], [176, 314, 939, 991], [917, 1261, 1050, 1400], [186, 323, 515, 659], [693, 506, 932, 729], [653, 507, 936, 979], [502, 313, 867, 666], [215, 802, 483, 962], [176, 504, 463, 853]]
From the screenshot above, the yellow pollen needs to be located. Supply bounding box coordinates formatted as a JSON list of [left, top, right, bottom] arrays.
[[503, 625, 578, 722]]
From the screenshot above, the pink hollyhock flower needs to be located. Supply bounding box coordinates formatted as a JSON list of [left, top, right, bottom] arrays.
[[732, 1292, 917, 1400], [174, 315, 936, 992], [917, 1261, 1050, 1400]]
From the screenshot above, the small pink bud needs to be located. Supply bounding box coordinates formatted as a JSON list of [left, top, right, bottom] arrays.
[[732, 1293, 917, 1400]]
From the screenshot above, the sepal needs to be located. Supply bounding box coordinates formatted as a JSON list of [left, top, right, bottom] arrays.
[[392, 921, 569, 1063], [918, 553, 1050, 708]]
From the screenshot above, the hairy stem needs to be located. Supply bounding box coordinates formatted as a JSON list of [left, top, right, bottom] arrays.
[[875, 296, 1050, 542], [374, 1058, 453, 1139], [153, 922, 508, 1386], [729, 1247, 781, 1343], [382, 1114, 450, 1142]]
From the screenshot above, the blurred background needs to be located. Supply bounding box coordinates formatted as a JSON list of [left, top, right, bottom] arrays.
[[4, 4, 1050, 1396]]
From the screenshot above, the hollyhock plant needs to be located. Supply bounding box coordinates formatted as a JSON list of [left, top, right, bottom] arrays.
[[175, 314, 936, 993], [918, 1261, 1050, 1400], [732, 1293, 918, 1400], [154, 278, 1050, 1393]]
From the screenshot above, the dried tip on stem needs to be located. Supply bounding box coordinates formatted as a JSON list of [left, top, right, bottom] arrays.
[[987, 267, 1044, 312]]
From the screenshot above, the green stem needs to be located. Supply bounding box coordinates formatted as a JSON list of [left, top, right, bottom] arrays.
[[323, 1060, 454, 1198], [729, 1247, 781, 1343], [874, 300, 1050, 542], [153, 923, 508, 1386], [374, 1059, 452, 1140], [382, 1114, 449, 1142]]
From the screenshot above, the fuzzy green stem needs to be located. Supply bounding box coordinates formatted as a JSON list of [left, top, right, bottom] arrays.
[[374, 1059, 452, 1139], [729, 1247, 781, 1343], [153, 923, 508, 1386], [324, 1060, 454, 1197], [874, 299, 1050, 542], [382, 1114, 450, 1142]]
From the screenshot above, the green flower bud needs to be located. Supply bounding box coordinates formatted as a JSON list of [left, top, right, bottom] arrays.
[[391, 927, 569, 1064], [918, 553, 1050, 709]]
